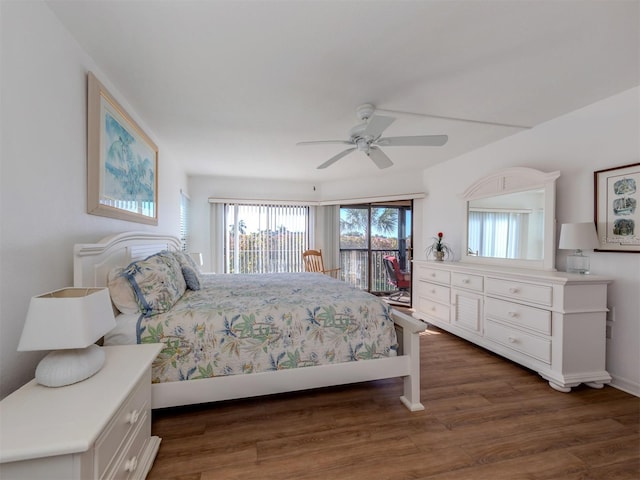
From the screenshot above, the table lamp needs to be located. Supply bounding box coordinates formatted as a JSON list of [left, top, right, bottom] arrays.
[[17, 287, 116, 387], [558, 222, 600, 274]]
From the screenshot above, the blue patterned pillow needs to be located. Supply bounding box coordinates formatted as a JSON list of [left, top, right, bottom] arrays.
[[124, 252, 186, 316], [172, 251, 203, 291]]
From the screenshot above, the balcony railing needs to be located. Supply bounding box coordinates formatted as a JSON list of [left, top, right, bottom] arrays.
[[227, 247, 410, 297], [339, 249, 410, 293]]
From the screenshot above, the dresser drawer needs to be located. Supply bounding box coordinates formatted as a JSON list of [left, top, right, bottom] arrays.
[[486, 278, 552, 306], [451, 272, 484, 292], [416, 296, 450, 323], [416, 265, 451, 285], [485, 319, 551, 364], [485, 297, 551, 335], [417, 280, 450, 303], [96, 371, 150, 479]]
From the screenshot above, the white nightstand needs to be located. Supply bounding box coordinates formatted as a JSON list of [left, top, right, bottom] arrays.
[[0, 344, 162, 480]]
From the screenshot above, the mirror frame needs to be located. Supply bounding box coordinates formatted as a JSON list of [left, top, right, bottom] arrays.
[[462, 167, 561, 271]]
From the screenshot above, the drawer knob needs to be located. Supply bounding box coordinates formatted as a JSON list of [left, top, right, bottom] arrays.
[[431, 289, 436, 294], [124, 456, 138, 473], [508, 311, 519, 318], [462, 278, 470, 284], [127, 409, 140, 425], [509, 287, 520, 294], [508, 336, 518, 344], [430, 273, 436, 277]]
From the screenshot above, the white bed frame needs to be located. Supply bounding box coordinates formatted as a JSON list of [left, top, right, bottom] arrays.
[[74, 232, 426, 411]]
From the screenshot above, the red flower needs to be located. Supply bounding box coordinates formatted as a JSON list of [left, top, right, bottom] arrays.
[[437, 232, 443, 238]]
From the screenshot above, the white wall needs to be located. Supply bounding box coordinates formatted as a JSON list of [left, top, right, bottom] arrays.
[[0, 2, 187, 399], [420, 87, 640, 395]]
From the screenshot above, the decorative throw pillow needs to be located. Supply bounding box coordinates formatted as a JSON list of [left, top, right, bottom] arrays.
[[107, 267, 141, 314], [172, 251, 203, 291], [123, 252, 187, 316]]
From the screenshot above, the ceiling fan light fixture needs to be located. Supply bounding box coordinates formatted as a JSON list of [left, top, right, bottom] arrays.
[[356, 138, 369, 152]]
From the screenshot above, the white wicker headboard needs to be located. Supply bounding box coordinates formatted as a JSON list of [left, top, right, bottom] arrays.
[[73, 231, 182, 288]]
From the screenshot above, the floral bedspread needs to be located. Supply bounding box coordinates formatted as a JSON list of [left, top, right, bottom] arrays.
[[137, 272, 398, 383]]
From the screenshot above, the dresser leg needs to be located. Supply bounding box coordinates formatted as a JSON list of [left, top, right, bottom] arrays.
[[548, 381, 572, 393], [584, 381, 605, 389]]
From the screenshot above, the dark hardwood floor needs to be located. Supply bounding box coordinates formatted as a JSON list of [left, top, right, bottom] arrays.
[[148, 326, 639, 479]]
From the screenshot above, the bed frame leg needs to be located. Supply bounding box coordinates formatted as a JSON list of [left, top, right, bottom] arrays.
[[393, 310, 425, 412]]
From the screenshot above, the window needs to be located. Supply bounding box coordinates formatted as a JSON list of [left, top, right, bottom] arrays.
[[468, 210, 536, 259], [225, 203, 309, 274], [179, 191, 190, 252]]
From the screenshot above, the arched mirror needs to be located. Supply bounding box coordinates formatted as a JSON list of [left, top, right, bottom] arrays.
[[462, 167, 560, 271]]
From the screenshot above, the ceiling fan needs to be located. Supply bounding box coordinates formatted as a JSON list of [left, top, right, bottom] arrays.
[[296, 103, 448, 170]]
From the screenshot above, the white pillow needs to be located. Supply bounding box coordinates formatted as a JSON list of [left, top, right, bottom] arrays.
[[107, 267, 141, 314]]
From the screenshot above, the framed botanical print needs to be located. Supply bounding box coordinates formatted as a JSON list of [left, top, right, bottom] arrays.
[[594, 162, 640, 252], [87, 72, 158, 225]]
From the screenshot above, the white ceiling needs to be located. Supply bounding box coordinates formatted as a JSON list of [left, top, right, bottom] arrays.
[[46, 0, 639, 182]]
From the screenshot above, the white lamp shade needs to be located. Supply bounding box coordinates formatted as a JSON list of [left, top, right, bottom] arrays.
[[558, 222, 600, 251], [18, 288, 116, 351]]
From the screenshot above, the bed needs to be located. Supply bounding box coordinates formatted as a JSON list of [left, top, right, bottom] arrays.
[[73, 231, 426, 411]]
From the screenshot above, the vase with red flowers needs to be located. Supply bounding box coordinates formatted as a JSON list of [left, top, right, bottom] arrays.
[[425, 232, 453, 261]]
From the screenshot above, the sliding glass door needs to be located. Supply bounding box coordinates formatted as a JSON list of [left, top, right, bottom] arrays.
[[339, 201, 412, 299]]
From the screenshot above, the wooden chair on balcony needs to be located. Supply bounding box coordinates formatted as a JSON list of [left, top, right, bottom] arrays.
[[302, 249, 341, 279]]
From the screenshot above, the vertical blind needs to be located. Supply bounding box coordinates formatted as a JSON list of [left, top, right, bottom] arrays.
[[225, 203, 309, 274], [179, 191, 190, 252]]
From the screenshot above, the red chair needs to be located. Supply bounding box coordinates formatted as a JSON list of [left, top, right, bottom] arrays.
[[383, 256, 411, 302]]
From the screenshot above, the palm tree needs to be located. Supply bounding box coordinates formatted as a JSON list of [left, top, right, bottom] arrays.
[[229, 219, 247, 234], [373, 208, 397, 235], [340, 207, 398, 235]]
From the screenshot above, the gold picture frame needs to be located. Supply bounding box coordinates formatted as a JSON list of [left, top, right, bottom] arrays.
[[594, 162, 640, 252], [87, 72, 158, 225]]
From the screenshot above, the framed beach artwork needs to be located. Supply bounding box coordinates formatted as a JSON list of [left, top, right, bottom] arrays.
[[87, 72, 158, 225], [594, 162, 640, 252]]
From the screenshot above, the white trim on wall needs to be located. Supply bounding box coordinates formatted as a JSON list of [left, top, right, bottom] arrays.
[[208, 192, 425, 206]]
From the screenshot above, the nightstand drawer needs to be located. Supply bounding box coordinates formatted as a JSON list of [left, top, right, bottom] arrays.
[[105, 412, 150, 480], [96, 370, 150, 479], [485, 297, 551, 335], [417, 280, 450, 303], [451, 272, 484, 292], [485, 319, 551, 364], [486, 278, 552, 306]]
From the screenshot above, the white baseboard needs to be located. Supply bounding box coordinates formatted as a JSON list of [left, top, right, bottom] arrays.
[[610, 374, 640, 397]]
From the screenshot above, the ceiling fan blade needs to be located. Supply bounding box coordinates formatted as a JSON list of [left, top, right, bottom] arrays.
[[367, 146, 393, 169], [375, 134, 449, 147], [297, 140, 353, 146], [317, 147, 356, 169], [362, 115, 395, 138]]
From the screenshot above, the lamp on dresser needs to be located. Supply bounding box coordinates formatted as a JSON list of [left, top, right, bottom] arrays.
[[558, 222, 600, 274], [17, 287, 116, 387]]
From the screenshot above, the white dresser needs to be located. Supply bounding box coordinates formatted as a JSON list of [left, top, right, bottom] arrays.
[[413, 260, 612, 392], [0, 344, 162, 480]]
